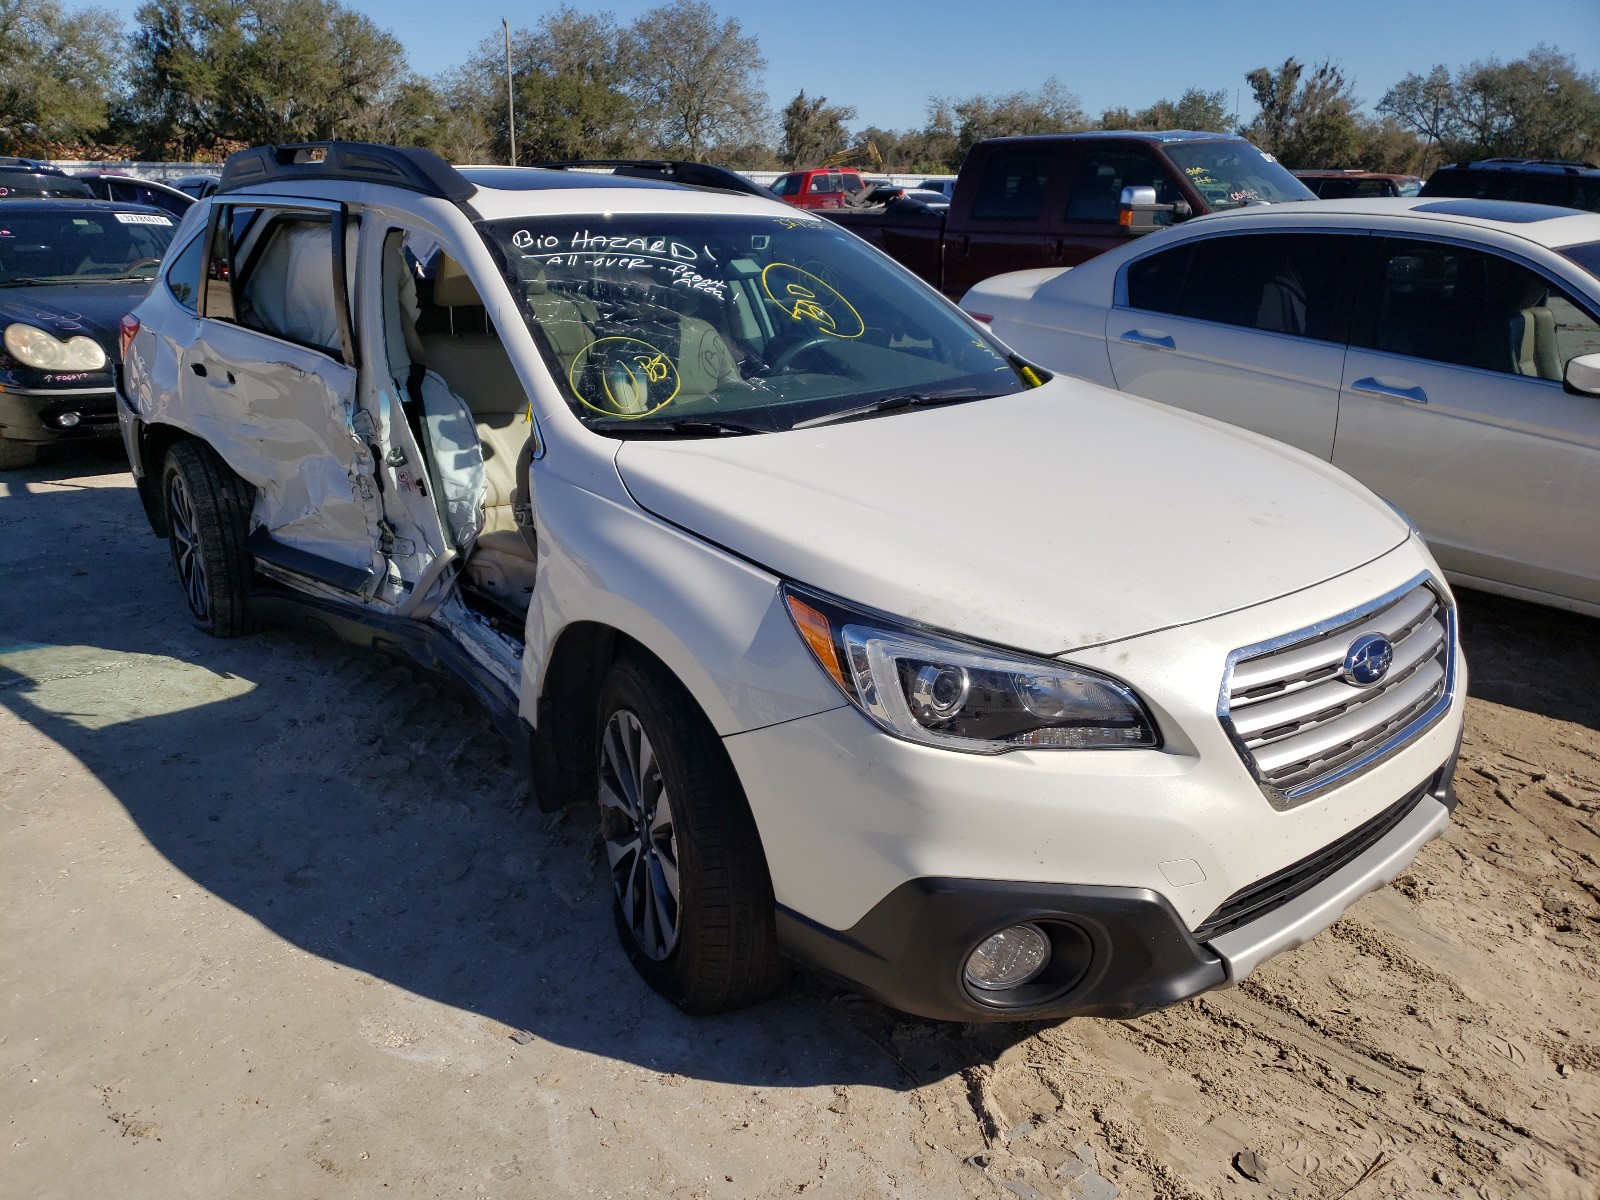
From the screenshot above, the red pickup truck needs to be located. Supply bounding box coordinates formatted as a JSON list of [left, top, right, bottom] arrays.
[[770, 167, 867, 210], [823, 131, 1316, 297]]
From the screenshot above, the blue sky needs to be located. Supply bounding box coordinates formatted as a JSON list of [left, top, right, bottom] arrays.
[[100, 0, 1598, 133]]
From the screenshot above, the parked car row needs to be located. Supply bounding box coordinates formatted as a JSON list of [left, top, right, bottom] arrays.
[[0, 158, 219, 213], [0, 161, 220, 464], [7, 138, 1591, 1030], [0, 198, 179, 467]]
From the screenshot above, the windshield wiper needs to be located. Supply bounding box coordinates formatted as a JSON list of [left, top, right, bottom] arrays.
[[588, 416, 767, 437], [790, 387, 993, 430]]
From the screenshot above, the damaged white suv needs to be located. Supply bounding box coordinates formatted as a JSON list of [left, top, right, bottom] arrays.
[[121, 143, 1466, 1020]]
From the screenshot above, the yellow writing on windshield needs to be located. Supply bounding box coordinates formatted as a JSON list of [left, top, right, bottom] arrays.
[[568, 336, 681, 418], [760, 263, 865, 340]]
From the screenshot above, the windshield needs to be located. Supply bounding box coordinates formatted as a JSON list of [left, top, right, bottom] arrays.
[[478, 212, 1037, 434], [1166, 141, 1316, 210], [0, 209, 176, 284]]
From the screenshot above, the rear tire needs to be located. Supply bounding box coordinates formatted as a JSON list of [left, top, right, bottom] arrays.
[[162, 440, 257, 638], [594, 654, 788, 1014], [0, 436, 38, 469]]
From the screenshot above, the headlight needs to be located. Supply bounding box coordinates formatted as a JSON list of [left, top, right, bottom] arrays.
[[783, 584, 1160, 754], [3, 323, 107, 371]]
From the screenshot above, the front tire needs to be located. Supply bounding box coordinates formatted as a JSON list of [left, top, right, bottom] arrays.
[[595, 654, 787, 1014], [162, 440, 257, 637]]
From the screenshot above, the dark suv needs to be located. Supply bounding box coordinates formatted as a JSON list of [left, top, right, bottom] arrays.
[[1420, 158, 1600, 212], [0, 157, 94, 200]]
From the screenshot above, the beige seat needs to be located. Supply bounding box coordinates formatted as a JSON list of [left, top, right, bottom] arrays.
[[418, 257, 544, 610], [675, 312, 741, 399], [521, 268, 600, 381], [1514, 305, 1562, 380]]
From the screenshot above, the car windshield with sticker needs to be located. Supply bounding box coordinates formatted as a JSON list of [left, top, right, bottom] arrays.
[[477, 213, 1037, 433], [0, 209, 177, 285], [1164, 141, 1312, 210]]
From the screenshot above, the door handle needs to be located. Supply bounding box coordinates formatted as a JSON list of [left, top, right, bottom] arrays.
[[1350, 376, 1427, 404], [1119, 329, 1176, 350]]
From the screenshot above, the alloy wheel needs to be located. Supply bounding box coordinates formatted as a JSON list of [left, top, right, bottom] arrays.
[[598, 709, 681, 960], [167, 471, 210, 620]]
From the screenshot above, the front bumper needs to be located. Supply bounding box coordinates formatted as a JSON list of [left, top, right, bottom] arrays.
[[0, 383, 118, 443], [725, 546, 1467, 1021], [779, 760, 1456, 1022]]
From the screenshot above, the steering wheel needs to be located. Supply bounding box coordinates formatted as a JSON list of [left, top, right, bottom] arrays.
[[128, 257, 164, 272], [768, 333, 836, 372]]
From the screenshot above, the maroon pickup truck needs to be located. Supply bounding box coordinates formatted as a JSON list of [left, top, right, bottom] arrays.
[[824, 130, 1317, 297]]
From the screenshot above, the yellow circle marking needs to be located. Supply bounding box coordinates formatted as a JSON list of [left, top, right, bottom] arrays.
[[568, 337, 681, 418], [760, 263, 865, 340]]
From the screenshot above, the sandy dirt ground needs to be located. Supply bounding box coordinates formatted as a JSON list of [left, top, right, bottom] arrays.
[[2, 447, 1596, 1200]]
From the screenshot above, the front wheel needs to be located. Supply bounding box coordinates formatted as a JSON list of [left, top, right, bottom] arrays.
[[162, 440, 257, 637], [595, 655, 788, 1014]]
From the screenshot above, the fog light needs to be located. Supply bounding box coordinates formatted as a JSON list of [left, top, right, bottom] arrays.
[[964, 923, 1050, 991], [57, 411, 80, 427]]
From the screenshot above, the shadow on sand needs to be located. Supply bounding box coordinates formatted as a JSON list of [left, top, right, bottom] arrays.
[[1, 448, 1039, 1090]]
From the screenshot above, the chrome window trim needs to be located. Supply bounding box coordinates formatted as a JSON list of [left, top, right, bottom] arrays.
[[1216, 570, 1457, 810]]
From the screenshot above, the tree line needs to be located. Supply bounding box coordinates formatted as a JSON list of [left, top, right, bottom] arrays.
[[4, 0, 1596, 175]]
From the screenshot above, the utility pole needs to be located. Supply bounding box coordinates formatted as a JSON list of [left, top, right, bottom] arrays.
[[503, 18, 516, 166]]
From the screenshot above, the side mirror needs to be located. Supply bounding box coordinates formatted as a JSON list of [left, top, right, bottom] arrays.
[[1564, 352, 1600, 396], [1118, 186, 1183, 235]]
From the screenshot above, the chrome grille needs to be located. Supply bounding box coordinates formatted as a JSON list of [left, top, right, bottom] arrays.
[[1220, 577, 1455, 808]]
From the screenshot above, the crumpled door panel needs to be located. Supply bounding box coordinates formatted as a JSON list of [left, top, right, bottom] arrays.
[[180, 321, 382, 579]]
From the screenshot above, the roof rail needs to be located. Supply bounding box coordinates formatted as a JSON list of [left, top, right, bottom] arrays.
[[532, 159, 768, 197], [219, 141, 477, 202], [1466, 157, 1599, 172]]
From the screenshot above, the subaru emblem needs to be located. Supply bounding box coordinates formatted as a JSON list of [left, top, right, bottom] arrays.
[[1343, 633, 1394, 687]]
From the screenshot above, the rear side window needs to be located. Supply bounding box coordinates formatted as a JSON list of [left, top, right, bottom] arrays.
[[970, 147, 1054, 221], [203, 204, 352, 360], [164, 233, 204, 311], [1065, 146, 1176, 221], [1125, 233, 1356, 343]]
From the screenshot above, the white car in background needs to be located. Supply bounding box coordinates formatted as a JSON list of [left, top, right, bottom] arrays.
[[962, 197, 1600, 617], [120, 143, 1465, 1022]]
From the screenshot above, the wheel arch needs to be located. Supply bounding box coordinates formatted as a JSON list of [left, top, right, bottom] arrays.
[[133, 421, 199, 537], [528, 620, 733, 814]]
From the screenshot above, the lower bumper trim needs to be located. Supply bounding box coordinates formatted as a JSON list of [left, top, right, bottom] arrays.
[[777, 880, 1227, 1023], [779, 745, 1461, 1023], [1207, 793, 1450, 984]]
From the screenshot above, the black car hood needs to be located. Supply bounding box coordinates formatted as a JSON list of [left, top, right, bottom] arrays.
[[0, 279, 153, 353]]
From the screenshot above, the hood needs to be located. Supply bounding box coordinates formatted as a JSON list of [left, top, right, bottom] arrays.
[[615, 381, 1409, 654], [0, 280, 152, 357]]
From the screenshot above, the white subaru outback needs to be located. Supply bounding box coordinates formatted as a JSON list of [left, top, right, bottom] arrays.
[[120, 143, 1466, 1021]]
